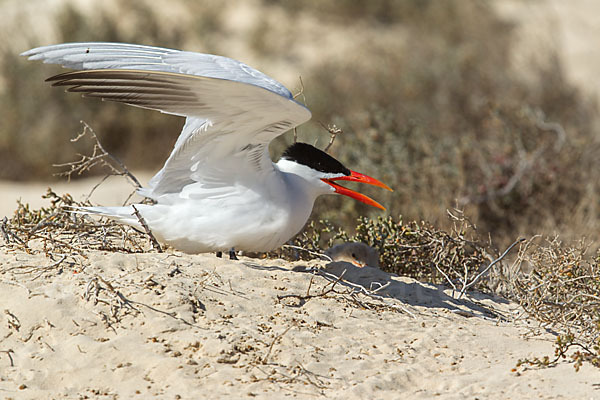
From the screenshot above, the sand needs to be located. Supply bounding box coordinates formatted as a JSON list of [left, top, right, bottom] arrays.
[[0, 178, 598, 399], [1, 248, 598, 399]]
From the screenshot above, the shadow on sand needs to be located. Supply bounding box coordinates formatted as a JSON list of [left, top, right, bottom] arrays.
[[244, 259, 509, 320]]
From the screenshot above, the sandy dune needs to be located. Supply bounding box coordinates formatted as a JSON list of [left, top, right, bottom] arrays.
[[1, 233, 598, 398]]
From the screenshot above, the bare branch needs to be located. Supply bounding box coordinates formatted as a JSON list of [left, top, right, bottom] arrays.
[[0, 349, 14, 367], [319, 123, 343, 153], [261, 325, 293, 364], [459, 238, 525, 298], [292, 77, 307, 144], [131, 205, 162, 253], [293, 75, 306, 103], [54, 121, 142, 190], [531, 108, 566, 151]]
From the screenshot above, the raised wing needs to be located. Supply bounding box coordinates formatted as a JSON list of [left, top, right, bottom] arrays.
[[22, 43, 311, 197], [21, 42, 293, 98]]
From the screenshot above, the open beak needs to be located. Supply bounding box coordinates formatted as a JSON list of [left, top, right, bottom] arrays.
[[322, 170, 393, 210]]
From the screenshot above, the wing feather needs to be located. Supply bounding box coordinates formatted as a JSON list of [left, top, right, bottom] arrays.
[[23, 43, 313, 197], [22, 42, 293, 98]]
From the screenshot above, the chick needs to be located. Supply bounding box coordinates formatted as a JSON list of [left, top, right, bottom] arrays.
[[325, 242, 380, 268]]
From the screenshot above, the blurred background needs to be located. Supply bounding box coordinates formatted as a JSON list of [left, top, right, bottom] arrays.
[[1, 0, 599, 250]]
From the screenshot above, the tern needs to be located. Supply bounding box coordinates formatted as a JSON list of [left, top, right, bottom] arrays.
[[23, 42, 392, 255]]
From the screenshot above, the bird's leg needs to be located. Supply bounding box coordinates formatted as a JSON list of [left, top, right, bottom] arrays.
[[228, 248, 238, 260], [216, 251, 223, 258]]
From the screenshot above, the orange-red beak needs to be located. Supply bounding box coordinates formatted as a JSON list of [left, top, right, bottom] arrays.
[[322, 170, 393, 210]]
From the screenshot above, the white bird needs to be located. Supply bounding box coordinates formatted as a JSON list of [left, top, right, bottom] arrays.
[[22, 42, 392, 255]]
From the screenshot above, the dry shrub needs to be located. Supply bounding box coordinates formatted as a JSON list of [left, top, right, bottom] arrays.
[[270, 210, 503, 295], [1, 188, 151, 259], [512, 237, 600, 371], [350, 213, 492, 288]]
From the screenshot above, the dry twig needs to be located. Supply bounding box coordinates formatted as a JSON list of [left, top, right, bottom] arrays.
[[131, 205, 163, 253], [261, 325, 293, 364], [320, 122, 343, 153], [54, 121, 142, 190], [292, 76, 307, 143], [1, 188, 150, 259], [0, 349, 15, 367], [459, 237, 525, 298]]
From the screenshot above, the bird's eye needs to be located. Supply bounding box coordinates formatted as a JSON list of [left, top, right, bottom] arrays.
[[351, 253, 356, 258]]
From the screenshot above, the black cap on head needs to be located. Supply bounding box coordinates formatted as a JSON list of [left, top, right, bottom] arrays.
[[281, 142, 350, 175]]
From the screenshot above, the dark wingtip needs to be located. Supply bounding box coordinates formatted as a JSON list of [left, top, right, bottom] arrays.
[[45, 71, 75, 85]]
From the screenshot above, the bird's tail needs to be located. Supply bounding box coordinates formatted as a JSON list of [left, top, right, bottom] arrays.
[[71, 205, 143, 230]]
